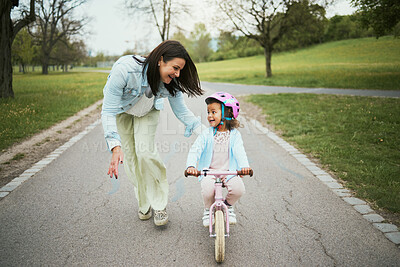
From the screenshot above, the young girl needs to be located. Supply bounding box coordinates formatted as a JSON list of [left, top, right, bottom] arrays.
[[186, 92, 252, 227]]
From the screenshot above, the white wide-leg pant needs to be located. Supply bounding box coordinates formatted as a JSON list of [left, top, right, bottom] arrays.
[[116, 110, 168, 214]]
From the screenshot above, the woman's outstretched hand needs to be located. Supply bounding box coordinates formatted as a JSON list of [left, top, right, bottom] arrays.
[[108, 146, 124, 179]]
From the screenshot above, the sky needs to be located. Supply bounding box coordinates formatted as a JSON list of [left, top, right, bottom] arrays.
[[83, 0, 357, 56]]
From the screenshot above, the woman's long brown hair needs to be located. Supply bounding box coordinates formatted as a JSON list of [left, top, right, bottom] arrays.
[[134, 40, 204, 97]]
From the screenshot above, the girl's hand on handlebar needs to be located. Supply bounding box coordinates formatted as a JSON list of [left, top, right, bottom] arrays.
[[239, 167, 252, 177], [107, 146, 124, 179], [185, 167, 200, 177]]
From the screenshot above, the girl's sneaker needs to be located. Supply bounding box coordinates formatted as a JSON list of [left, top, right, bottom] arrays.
[[228, 206, 237, 225], [202, 208, 211, 227]]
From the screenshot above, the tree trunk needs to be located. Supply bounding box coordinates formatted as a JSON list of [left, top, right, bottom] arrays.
[[42, 63, 48, 74], [0, 0, 14, 98], [42, 52, 49, 74], [1, 0, 34, 98], [41, 49, 51, 74], [264, 46, 272, 78]]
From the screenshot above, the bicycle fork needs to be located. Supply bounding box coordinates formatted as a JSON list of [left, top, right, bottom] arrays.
[[209, 177, 230, 238]]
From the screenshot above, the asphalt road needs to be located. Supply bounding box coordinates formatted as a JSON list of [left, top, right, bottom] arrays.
[[1, 84, 400, 266], [201, 81, 400, 98]]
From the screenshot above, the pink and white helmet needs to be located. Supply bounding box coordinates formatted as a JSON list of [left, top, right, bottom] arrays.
[[205, 92, 240, 119]]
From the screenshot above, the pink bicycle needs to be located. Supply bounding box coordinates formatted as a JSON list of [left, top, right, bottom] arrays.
[[184, 169, 253, 263]]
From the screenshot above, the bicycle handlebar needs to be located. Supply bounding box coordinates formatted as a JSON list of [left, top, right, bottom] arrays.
[[184, 169, 253, 177]]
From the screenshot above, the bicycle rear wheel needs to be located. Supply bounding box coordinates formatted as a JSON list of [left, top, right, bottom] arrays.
[[215, 210, 225, 262]]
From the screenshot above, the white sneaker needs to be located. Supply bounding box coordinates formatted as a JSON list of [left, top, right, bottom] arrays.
[[154, 209, 168, 226], [138, 207, 152, 220], [228, 206, 237, 225]]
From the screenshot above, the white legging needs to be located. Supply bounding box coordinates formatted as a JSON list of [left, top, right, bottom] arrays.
[[116, 110, 168, 213]]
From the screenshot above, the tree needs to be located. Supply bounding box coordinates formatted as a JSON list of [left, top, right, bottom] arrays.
[[171, 29, 195, 56], [52, 38, 86, 71], [275, 0, 327, 51], [214, 0, 332, 77], [217, 31, 237, 53], [124, 0, 190, 41], [1, 0, 35, 98], [171, 29, 192, 50], [29, 0, 88, 74], [190, 23, 213, 62], [210, 31, 239, 61], [210, 31, 263, 61], [351, 0, 400, 37], [324, 14, 373, 41], [12, 28, 37, 73], [215, 0, 298, 77]]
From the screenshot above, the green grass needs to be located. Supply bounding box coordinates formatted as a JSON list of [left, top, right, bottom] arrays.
[[198, 36, 400, 90], [0, 72, 107, 151], [11, 153, 25, 161], [247, 94, 400, 216]]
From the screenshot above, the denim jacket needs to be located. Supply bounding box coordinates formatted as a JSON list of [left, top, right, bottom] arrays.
[[186, 128, 250, 181], [101, 55, 201, 151]]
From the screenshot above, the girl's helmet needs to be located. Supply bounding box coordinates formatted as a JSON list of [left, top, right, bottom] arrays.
[[205, 92, 240, 119]]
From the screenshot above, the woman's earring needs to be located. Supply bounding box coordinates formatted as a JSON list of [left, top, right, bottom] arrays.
[[158, 63, 160, 67]]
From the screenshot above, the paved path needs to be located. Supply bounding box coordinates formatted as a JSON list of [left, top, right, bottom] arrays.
[[1, 87, 400, 265], [202, 81, 400, 98]]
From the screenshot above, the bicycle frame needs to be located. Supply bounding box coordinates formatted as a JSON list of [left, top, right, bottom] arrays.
[[184, 168, 253, 263], [209, 175, 230, 237], [201, 170, 240, 238]]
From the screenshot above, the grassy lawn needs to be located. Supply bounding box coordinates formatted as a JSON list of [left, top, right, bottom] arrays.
[[0, 72, 107, 152], [198, 36, 400, 90], [246, 94, 400, 217]]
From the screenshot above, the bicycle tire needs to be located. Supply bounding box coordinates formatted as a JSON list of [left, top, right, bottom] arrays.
[[215, 210, 225, 262]]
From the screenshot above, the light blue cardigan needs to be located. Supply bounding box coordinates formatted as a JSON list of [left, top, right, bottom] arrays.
[[186, 127, 250, 181]]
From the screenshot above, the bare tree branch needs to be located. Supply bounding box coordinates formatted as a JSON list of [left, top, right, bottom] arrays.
[[124, 0, 191, 41], [12, 0, 35, 41], [149, 0, 164, 39]]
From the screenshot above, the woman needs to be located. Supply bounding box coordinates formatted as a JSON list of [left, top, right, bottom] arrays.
[[101, 40, 204, 226]]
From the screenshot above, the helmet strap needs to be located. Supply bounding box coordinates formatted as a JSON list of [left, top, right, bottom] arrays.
[[213, 103, 232, 135]]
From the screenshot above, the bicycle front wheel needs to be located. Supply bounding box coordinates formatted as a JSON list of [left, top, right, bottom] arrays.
[[215, 210, 225, 262]]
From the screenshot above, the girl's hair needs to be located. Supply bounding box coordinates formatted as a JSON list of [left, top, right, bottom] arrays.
[[133, 40, 203, 97], [205, 98, 241, 131]]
